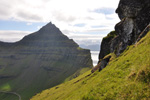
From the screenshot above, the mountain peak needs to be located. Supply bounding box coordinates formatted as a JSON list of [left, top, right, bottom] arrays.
[[0, 22, 92, 100], [36, 22, 63, 37], [18, 22, 69, 46], [39, 22, 58, 31], [42, 22, 55, 28]]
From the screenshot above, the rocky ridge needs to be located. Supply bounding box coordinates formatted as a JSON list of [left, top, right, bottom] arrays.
[[97, 0, 150, 71]]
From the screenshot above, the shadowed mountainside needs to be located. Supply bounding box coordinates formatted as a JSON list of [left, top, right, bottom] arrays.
[[0, 22, 92, 100]]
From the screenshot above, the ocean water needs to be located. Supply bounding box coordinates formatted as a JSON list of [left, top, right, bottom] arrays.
[[90, 51, 99, 66]]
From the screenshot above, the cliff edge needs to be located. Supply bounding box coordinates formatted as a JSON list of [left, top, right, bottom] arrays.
[[97, 0, 150, 71]]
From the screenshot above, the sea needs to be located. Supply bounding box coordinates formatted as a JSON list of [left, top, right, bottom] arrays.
[[90, 51, 99, 66]]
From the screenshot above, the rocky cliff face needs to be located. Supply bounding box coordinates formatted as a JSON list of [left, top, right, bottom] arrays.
[[97, 0, 150, 70], [114, 0, 150, 55], [0, 22, 92, 100]]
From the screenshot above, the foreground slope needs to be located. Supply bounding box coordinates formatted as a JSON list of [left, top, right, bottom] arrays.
[[0, 22, 92, 100], [31, 31, 150, 100]]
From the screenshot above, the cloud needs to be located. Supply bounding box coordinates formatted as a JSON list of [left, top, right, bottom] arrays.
[[0, 0, 120, 23], [0, 30, 30, 42], [16, 11, 43, 22], [0, 0, 120, 46], [65, 33, 105, 46], [91, 7, 115, 15], [74, 23, 86, 27], [27, 23, 32, 25], [0, 1, 13, 20]]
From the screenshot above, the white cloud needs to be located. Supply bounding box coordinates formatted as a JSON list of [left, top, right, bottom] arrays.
[[65, 33, 105, 46], [27, 23, 32, 25], [0, 0, 120, 29], [0, 30, 30, 42], [0, 0, 120, 48]]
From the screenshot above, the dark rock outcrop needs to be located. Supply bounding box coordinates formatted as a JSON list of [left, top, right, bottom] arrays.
[[99, 31, 117, 60], [97, 0, 150, 71], [92, 55, 111, 73], [114, 0, 150, 56], [0, 22, 92, 100]]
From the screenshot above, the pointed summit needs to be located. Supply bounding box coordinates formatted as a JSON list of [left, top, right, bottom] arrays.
[[39, 22, 56, 30], [38, 22, 61, 35], [19, 22, 72, 47]]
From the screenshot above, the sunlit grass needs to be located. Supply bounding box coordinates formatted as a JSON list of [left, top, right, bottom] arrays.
[[31, 31, 150, 100], [0, 83, 11, 91]]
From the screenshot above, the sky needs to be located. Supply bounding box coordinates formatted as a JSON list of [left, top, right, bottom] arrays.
[[0, 0, 120, 51]]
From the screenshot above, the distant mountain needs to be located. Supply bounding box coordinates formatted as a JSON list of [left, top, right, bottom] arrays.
[[0, 22, 92, 100]]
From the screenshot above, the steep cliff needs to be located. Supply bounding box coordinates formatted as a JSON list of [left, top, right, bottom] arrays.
[[0, 22, 92, 100], [98, 0, 150, 70]]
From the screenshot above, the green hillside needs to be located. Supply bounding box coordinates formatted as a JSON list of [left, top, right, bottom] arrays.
[[31, 31, 150, 100]]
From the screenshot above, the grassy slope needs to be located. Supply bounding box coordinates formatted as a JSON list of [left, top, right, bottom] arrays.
[[31, 31, 150, 100]]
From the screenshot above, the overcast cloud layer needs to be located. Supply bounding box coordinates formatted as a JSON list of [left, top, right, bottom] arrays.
[[0, 0, 120, 48]]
